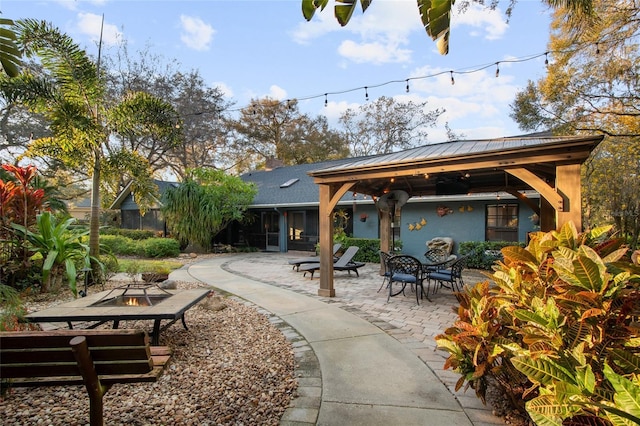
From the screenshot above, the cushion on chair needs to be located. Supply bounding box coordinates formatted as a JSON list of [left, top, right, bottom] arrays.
[[391, 272, 417, 283]]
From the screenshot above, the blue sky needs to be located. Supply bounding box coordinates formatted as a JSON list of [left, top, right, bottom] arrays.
[[2, 0, 554, 142]]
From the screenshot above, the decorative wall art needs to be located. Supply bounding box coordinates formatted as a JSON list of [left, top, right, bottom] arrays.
[[408, 217, 428, 231], [436, 205, 454, 217]]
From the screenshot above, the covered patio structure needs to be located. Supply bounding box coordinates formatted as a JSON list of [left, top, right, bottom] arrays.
[[308, 134, 604, 297]]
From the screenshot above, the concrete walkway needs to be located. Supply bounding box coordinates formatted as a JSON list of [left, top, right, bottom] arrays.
[[179, 252, 504, 426]]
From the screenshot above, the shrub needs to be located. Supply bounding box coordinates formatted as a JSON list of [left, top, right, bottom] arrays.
[[99, 227, 156, 240], [436, 222, 640, 425], [342, 237, 380, 263], [458, 240, 524, 270], [139, 238, 180, 258], [99, 235, 138, 256]]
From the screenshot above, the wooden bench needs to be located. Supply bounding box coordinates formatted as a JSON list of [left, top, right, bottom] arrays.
[[0, 329, 172, 426]]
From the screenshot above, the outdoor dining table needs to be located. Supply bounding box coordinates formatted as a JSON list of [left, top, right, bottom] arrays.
[[24, 287, 210, 345]]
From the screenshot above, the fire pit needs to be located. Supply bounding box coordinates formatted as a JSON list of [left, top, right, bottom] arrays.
[[25, 287, 211, 345], [90, 283, 173, 308], [91, 294, 171, 307]]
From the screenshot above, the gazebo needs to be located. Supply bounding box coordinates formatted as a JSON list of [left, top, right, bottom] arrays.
[[307, 134, 604, 297]]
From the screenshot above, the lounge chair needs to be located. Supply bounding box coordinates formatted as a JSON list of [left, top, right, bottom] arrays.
[[288, 243, 342, 271], [299, 246, 365, 279]]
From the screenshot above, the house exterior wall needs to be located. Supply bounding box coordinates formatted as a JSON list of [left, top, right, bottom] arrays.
[[350, 197, 539, 259]]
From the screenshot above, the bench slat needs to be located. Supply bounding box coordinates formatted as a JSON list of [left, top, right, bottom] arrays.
[[0, 329, 150, 349], [1, 346, 152, 364]]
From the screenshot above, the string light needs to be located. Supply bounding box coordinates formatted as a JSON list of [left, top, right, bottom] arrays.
[[188, 42, 633, 116], [364, 86, 369, 101], [324, 93, 328, 107], [495, 62, 500, 77]]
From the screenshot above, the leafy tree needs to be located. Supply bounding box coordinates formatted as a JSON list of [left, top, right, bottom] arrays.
[[0, 19, 182, 273], [228, 97, 348, 172], [509, 0, 640, 248], [161, 168, 257, 251], [302, 0, 593, 55], [339, 96, 443, 156], [103, 44, 234, 179]]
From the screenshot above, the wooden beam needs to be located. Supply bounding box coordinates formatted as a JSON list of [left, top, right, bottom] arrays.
[[311, 151, 594, 184], [505, 190, 540, 215], [506, 168, 563, 212]]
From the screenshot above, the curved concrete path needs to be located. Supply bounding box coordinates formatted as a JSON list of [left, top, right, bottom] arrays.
[[181, 253, 504, 426]]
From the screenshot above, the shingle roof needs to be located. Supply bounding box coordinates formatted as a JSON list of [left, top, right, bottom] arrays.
[[241, 158, 362, 208]]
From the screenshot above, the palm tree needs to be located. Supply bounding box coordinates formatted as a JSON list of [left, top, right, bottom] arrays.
[[302, 0, 594, 55], [0, 19, 182, 280]]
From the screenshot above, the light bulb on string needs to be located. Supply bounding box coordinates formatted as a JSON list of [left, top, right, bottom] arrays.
[[596, 43, 600, 54], [450, 71, 455, 85], [405, 79, 410, 93], [364, 86, 369, 101], [324, 93, 328, 107], [544, 52, 549, 66], [495, 62, 500, 77]]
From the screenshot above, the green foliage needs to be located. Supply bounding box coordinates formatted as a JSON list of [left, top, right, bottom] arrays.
[[0, 17, 22, 77], [459, 241, 525, 270], [117, 259, 183, 274], [99, 235, 139, 256], [12, 212, 99, 296], [436, 222, 640, 424], [99, 227, 156, 240], [139, 237, 180, 258], [162, 168, 256, 251], [341, 237, 380, 263]]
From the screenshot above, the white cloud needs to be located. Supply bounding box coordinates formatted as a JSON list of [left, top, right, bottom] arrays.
[[268, 85, 288, 101], [291, 1, 420, 64], [179, 15, 215, 51], [76, 13, 122, 46], [452, 3, 509, 40], [337, 39, 411, 64]]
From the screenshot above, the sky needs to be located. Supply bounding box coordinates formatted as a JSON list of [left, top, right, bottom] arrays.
[[2, 0, 556, 142]]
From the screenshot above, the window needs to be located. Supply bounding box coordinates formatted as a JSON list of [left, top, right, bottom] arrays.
[[486, 204, 519, 241]]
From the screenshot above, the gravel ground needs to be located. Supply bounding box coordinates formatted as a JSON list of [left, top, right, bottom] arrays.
[[1, 275, 298, 426]]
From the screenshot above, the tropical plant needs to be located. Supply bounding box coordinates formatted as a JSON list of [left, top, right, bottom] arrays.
[[0, 164, 48, 290], [436, 222, 640, 424], [162, 168, 257, 251], [0, 17, 20, 77], [0, 19, 182, 282], [12, 211, 100, 296], [302, 0, 593, 55]]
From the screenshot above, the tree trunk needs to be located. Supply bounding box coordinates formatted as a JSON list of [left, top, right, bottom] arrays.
[[89, 149, 101, 284]]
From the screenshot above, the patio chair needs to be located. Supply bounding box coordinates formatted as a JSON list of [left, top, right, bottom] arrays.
[[377, 251, 392, 292], [423, 248, 457, 273], [299, 246, 364, 279], [386, 254, 430, 305], [288, 243, 342, 271], [426, 255, 469, 293]]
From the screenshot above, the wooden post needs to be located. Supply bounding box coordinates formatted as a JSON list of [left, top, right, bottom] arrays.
[[556, 164, 582, 230], [318, 184, 335, 297], [70, 336, 107, 426]]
